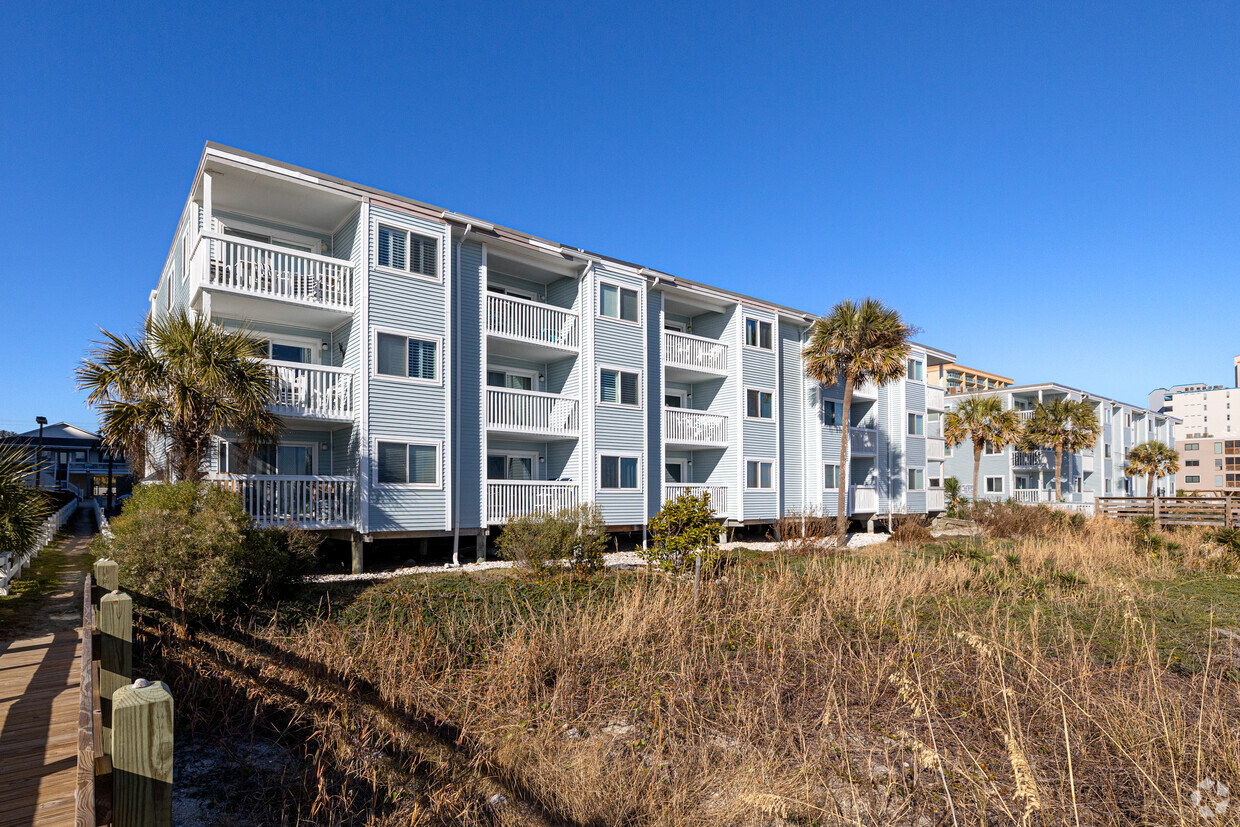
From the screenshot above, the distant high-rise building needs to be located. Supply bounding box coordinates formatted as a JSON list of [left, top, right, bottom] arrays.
[[1148, 355, 1240, 440]]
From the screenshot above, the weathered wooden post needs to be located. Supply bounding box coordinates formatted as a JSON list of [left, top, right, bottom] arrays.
[[1153, 493, 1161, 525], [93, 558, 119, 612], [112, 679, 173, 827], [99, 590, 133, 754]]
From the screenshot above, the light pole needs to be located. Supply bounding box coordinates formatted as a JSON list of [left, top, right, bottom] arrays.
[[34, 416, 47, 490]]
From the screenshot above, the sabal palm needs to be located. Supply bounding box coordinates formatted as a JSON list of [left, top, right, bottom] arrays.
[[1020, 399, 1101, 502], [77, 308, 284, 482], [803, 298, 916, 543], [0, 445, 48, 553], [1124, 441, 1179, 497], [942, 396, 1022, 504]]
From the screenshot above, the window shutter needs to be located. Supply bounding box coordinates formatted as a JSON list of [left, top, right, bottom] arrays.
[[600, 370, 619, 403], [620, 372, 638, 405], [408, 339, 436, 380]]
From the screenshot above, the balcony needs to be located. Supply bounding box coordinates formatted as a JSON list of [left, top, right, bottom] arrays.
[[487, 481, 579, 524], [267, 361, 355, 422], [664, 483, 729, 517], [849, 485, 879, 514], [927, 437, 946, 461], [191, 232, 354, 323], [926, 386, 945, 411], [852, 380, 879, 399], [664, 408, 728, 447], [1016, 409, 1035, 421], [663, 331, 728, 380], [213, 475, 355, 529], [1012, 450, 1054, 469], [849, 427, 878, 455], [1014, 489, 1053, 504], [486, 293, 578, 358], [486, 388, 579, 439], [927, 488, 946, 511]]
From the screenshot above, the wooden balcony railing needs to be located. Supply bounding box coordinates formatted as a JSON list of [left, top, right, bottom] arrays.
[[193, 232, 354, 310], [212, 475, 355, 528], [487, 481, 579, 523], [664, 483, 728, 516], [266, 360, 355, 420], [664, 408, 728, 445], [926, 488, 946, 511], [849, 485, 879, 514], [664, 330, 727, 374], [486, 293, 578, 350], [486, 388, 579, 437]]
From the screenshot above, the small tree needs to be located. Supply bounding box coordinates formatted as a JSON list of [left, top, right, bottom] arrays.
[[1124, 441, 1180, 497], [943, 396, 1022, 504], [943, 476, 964, 517], [0, 445, 48, 554], [496, 504, 607, 577], [645, 491, 720, 573]]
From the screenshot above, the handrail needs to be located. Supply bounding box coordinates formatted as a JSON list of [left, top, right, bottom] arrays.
[[486, 385, 578, 400], [262, 358, 354, 375], [665, 329, 726, 346], [486, 479, 578, 487], [75, 573, 96, 826], [484, 289, 573, 312]]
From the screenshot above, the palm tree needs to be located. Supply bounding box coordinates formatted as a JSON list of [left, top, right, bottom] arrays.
[[803, 298, 917, 543], [1124, 440, 1179, 497], [942, 396, 1022, 504], [77, 308, 284, 482], [0, 445, 48, 553], [1020, 398, 1101, 502]]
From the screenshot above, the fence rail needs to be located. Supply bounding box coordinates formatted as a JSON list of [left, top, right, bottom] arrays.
[[486, 293, 578, 350], [1098, 496, 1238, 527], [212, 475, 356, 528], [664, 408, 728, 444], [486, 387, 579, 436], [487, 481, 580, 523], [663, 330, 728, 373], [0, 496, 77, 596], [266, 360, 355, 420]]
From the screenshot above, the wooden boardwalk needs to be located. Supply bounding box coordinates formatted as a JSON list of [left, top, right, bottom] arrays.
[[0, 510, 95, 827]]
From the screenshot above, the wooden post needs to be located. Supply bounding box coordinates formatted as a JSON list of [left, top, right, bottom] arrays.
[[1153, 494, 1161, 525], [93, 558, 119, 612], [351, 534, 364, 575], [112, 679, 173, 827], [99, 590, 133, 755]]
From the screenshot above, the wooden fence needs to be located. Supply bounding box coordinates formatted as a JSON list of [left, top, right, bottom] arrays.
[[1097, 496, 1239, 528], [75, 561, 173, 826]]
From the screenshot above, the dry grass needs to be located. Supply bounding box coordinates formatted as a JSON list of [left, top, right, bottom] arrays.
[[161, 516, 1240, 825]]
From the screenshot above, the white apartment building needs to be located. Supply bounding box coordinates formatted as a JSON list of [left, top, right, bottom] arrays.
[[1149, 356, 1240, 440]]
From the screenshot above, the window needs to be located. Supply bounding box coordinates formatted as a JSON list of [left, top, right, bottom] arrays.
[[929, 476, 942, 489], [1186, 459, 1200, 467], [1185, 475, 1201, 484], [664, 393, 683, 408], [906, 359, 924, 381], [377, 441, 438, 486], [376, 332, 438, 381], [487, 454, 533, 480], [487, 370, 534, 391], [747, 460, 773, 489], [221, 443, 315, 475], [945, 443, 953, 457], [985, 476, 1004, 494], [1217, 459, 1225, 469], [1217, 475, 1224, 487], [984, 443, 1002, 456], [747, 389, 773, 419], [907, 413, 923, 435], [1216, 442, 1225, 454], [822, 399, 838, 427], [377, 224, 438, 278], [600, 455, 639, 489], [824, 464, 840, 489], [908, 469, 925, 490], [1184, 442, 1199, 451], [268, 341, 313, 364], [745, 318, 773, 350], [600, 369, 639, 405], [600, 282, 639, 322], [1105, 444, 1111, 458], [665, 462, 684, 483]]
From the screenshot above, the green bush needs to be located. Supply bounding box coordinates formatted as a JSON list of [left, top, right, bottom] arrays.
[[645, 492, 719, 573], [92, 481, 317, 623], [1206, 527, 1240, 554], [496, 504, 607, 577]]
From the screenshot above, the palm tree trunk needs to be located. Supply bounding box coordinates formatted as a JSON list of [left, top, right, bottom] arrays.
[[837, 379, 853, 545], [1054, 445, 1064, 502], [1148, 471, 1156, 498], [973, 445, 982, 505]]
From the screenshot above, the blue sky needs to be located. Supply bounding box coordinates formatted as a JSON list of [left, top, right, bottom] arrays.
[[2, 1, 1238, 432]]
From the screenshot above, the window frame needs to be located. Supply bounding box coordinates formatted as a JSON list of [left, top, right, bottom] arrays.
[[907, 468, 925, 491], [598, 365, 642, 407], [597, 279, 641, 325], [745, 458, 775, 490], [373, 437, 442, 489], [372, 326, 443, 386], [743, 317, 774, 351], [906, 358, 925, 382], [598, 452, 643, 492], [824, 463, 841, 490], [374, 222, 441, 281], [486, 451, 538, 481], [985, 475, 1005, 494], [907, 412, 924, 436], [745, 387, 775, 420], [219, 440, 320, 476], [486, 366, 538, 391], [1184, 475, 1201, 484]]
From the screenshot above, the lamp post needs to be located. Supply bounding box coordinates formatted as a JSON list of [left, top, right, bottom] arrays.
[[35, 416, 47, 490]]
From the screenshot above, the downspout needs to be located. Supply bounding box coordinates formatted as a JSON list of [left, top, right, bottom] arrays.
[[452, 224, 472, 565]]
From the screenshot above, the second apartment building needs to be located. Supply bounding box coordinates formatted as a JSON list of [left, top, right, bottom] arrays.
[[149, 144, 954, 557]]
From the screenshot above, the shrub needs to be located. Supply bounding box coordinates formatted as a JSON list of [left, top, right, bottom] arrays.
[[890, 513, 933, 548], [772, 509, 833, 555], [496, 504, 607, 577], [645, 492, 720, 573], [963, 500, 1080, 540], [1205, 527, 1240, 554], [92, 481, 316, 624], [943, 477, 964, 517]]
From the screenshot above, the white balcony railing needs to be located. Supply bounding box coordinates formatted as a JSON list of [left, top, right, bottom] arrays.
[[664, 330, 727, 374], [1016, 409, 1035, 420], [1012, 450, 1054, 469], [193, 232, 354, 311], [926, 386, 945, 411], [849, 485, 879, 514], [486, 293, 578, 350], [1014, 489, 1052, 504], [664, 483, 729, 517], [213, 475, 355, 528], [849, 427, 878, 454], [486, 388, 579, 437], [664, 408, 728, 444], [927, 488, 946, 511], [267, 360, 354, 420], [487, 481, 579, 523], [927, 437, 945, 461]]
